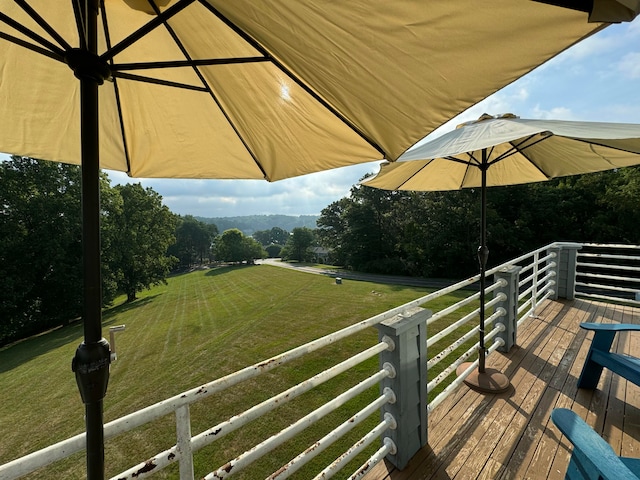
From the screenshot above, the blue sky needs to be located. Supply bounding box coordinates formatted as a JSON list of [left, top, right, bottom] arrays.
[[3, 18, 640, 218]]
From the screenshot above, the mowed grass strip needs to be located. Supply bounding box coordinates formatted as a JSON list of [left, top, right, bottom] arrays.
[[3, 264, 475, 479]]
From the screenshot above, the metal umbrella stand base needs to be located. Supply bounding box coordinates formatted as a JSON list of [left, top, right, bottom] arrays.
[[456, 362, 511, 394]]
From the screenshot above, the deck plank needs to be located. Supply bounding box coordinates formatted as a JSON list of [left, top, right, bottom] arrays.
[[364, 299, 640, 480]]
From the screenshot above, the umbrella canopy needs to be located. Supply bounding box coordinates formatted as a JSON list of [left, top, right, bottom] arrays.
[[534, 0, 640, 23], [362, 113, 640, 393], [364, 113, 640, 191], [0, 1, 613, 180]]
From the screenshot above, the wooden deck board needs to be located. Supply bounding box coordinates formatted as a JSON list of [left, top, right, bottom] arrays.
[[365, 299, 640, 480]]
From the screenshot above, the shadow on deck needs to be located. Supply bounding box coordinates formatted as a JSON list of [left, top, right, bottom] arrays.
[[366, 298, 640, 480]]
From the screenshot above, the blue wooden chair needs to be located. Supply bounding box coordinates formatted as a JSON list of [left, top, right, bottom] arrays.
[[577, 323, 640, 390], [551, 408, 640, 479]]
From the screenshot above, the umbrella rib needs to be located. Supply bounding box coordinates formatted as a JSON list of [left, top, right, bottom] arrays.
[[0, 11, 66, 58], [142, 0, 270, 178], [199, 1, 386, 158], [571, 137, 640, 155], [111, 57, 270, 71], [111, 71, 209, 91], [14, 0, 72, 51], [444, 155, 476, 167], [488, 133, 550, 167], [0, 30, 64, 61], [100, 0, 195, 63], [72, 0, 86, 49], [99, 0, 133, 175]]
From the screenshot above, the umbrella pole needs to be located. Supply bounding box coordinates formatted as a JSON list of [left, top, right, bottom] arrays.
[[478, 156, 488, 373], [69, 1, 110, 479], [456, 148, 510, 394]]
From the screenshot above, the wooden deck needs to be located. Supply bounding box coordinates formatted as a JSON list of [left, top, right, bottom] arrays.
[[365, 298, 640, 480]]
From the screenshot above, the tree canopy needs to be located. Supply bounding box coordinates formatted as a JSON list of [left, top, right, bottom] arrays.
[[0, 157, 87, 342], [281, 227, 316, 262], [317, 167, 640, 278], [107, 183, 178, 302], [169, 215, 218, 267], [214, 228, 266, 263], [253, 226, 290, 246], [0, 158, 180, 345]]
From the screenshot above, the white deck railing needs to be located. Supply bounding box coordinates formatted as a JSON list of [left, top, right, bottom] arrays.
[[3, 242, 612, 480], [576, 243, 640, 306]]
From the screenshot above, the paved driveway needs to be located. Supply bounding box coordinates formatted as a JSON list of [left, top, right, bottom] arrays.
[[257, 258, 453, 289]]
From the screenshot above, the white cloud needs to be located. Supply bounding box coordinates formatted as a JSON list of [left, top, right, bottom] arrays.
[[103, 161, 380, 217], [530, 106, 575, 120]]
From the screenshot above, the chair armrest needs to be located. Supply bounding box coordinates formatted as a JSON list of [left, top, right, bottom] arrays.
[[580, 323, 640, 333], [551, 408, 639, 480]]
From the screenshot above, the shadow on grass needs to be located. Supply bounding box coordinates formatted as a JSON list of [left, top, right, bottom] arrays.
[[103, 295, 157, 319], [0, 296, 156, 374], [204, 264, 258, 277]]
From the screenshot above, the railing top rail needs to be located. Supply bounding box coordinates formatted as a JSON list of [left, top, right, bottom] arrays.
[[582, 243, 640, 250], [485, 242, 558, 277]]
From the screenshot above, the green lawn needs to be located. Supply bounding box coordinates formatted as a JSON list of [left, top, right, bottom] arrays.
[[0, 264, 477, 479]]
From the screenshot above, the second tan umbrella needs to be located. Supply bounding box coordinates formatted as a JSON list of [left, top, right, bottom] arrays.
[[363, 113, 640, 393]]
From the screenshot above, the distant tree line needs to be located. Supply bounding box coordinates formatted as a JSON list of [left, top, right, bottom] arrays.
[[316, 167, 640, 278], [198, 214, 319, 235]]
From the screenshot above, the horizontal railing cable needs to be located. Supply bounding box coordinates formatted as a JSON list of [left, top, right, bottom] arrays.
[[345, 437, 397, 480], [428, 333, 506, 413], [112, 340, 392, 479], [427, 314, 506, 395], [204, 365, 396, 479], [427, 294, 506, 350], [312, 418, 397, 480], [266, 388, 396, 480], [426, 279, 506, 328]]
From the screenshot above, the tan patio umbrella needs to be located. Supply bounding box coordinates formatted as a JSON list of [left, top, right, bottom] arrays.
[[362, 113, 640, 393], [0, 2, 630, 478]]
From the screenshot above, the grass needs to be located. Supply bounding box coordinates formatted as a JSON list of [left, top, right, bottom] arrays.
[[0, 264, 479, 479]]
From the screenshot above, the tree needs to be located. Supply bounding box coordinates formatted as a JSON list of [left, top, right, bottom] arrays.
[[169, 215, 218, 267], [0, 157, 116, 344], [265, 244, 283, 258], [214, 228, 266, 263], [317, 197, 350, 264], [317, 180, 406, 273], [281, 227, 316, 262], [107, 183, 178, 302], [253, 226, 290, 246]]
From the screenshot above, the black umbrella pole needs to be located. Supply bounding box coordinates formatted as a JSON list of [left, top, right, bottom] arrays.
[[477, 155, 489, 374], [73, 71, 110, 480], [70, 1, 110, 479]]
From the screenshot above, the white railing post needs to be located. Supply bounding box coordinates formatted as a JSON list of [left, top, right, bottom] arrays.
[[375, 306, 430, 470], [176, 405, 194, 479], [493, 266, 521, 352], [531, 251, 539, 313], [547, 243, 582, 300]]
